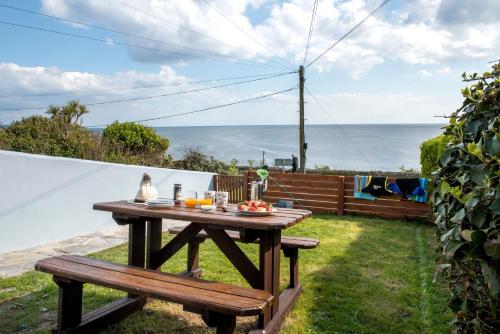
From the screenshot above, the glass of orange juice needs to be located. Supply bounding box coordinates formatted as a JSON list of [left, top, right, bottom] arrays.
[[198, 198, 213, 206], [184, 191, 198, 208]]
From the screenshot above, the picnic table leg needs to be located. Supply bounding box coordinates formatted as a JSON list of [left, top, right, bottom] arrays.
[[53, 277, 83, 332], [283, 248, 299, 288], [146, 218, 162, 269], [258, 229, 281, 328], [128, 220, 146, 268], [185, 238, 203, 278]]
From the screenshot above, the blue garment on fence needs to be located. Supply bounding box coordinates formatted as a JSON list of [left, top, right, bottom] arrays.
[[409, 178, 429, 203], [354, 175, 376, 201], [387, 182, 402, 195]]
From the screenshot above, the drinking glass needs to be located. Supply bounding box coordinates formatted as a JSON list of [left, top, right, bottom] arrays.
[[184, 191, 198, 208]]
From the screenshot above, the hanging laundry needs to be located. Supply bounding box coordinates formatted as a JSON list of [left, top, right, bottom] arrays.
[[354, 175, 375, 201], [409, 178, 429, 203], [361, 176, 392, 197], [388, 177, 429, 203], [386, 182, 402, 195], [395, 178, 421, 198]]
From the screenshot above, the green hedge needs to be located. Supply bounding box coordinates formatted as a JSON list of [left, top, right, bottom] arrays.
[[431, 63, 499, 332], [420, 134, 450, 177]]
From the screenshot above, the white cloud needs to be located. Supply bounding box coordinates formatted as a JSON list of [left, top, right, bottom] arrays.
[[435, 66, 451, 75], [305, 92, 458, 124], [38, 0, 500, 78], [0, 62, 300, 127], [0, 62, 187, 95], [417, 69, 432, 77], [417, 66, 453, 77], [0, 62, 462, 126]]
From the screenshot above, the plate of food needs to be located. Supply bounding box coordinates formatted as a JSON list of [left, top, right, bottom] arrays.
[[235, 200, 276, 216]]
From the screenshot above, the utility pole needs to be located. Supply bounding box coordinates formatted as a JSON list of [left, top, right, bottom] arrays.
[[298, 65, 306, 173]]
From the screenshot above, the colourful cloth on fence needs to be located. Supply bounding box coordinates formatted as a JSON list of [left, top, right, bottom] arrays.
[[409, 178, 429, 203], [354, 175, 376, 201], [361, 176, 392, 197]]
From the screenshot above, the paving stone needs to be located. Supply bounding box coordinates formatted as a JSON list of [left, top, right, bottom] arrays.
[[0, 219, 185, 278]]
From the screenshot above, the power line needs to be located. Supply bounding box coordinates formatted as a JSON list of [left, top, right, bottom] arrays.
[[201, 0, 293, 68], [112, 0, 287, 69], [303, 0, 319, 65], [305, 0, 391, 68], [0, 20, 277, 69], [0, 71, 296, 111], [87, 86, 298, 127], [305, 87, 376, 170], [0, 71, 295, 99], [0, 3, 275, 69]]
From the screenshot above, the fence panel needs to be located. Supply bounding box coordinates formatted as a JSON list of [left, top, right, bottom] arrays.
[[214, 172, 430, 220]]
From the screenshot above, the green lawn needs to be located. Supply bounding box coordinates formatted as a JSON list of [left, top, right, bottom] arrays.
[[0, 215, 452, 333]]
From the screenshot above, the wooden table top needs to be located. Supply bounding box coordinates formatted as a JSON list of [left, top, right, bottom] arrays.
[[94, 201, 312, 230]]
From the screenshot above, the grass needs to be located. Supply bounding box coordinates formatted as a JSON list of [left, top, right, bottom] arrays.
[[0, 214, 453, 333]]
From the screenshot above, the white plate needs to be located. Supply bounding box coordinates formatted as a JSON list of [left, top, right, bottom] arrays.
[[234, 208, 277, 216], [146, 203, 175, 209], [147, 198, 174, 205], [125, 199, 146, 205]]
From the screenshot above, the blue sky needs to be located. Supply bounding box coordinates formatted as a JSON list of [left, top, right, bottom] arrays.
[[0, 0, 498, 127]]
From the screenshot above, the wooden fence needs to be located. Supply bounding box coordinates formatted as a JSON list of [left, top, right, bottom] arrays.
[[213, 175, 247, 204], [214, 171, 430, 221]]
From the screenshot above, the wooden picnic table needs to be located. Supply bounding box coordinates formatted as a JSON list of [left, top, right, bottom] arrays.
[[93, 200, 312, 333]]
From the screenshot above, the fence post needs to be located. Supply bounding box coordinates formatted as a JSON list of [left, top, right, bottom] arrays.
[[214, 175, 219, 192], [242, 171, 249, 201], [337, 176, 345, 216]]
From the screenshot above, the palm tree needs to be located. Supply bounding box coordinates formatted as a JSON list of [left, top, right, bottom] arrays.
[[45, 100, 89, 125]]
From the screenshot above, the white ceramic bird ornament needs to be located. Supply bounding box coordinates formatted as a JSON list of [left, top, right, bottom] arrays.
[[135, 173, 158, 202]]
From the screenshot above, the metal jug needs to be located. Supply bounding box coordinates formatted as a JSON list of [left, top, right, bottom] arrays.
[[250, 179, 267, 201]]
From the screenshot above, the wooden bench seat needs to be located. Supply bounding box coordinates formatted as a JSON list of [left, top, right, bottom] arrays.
[[168, 226, 319, 289], [36, 255, 273, 334], [168, 226, 319, 249]]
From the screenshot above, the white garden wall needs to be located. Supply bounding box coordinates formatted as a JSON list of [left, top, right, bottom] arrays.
[[0, 150, 215, 253]]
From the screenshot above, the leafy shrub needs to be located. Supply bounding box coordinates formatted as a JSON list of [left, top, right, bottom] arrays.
[[172, 146, 239, 175], [6, 116, 70, 156], [314, 164, 330, 171], [102, 121, 169, 155], [420, 135, 450, 177], [3, 116, 167, 166], [0, 127, 11, 150], [431, 64, 499, 333]]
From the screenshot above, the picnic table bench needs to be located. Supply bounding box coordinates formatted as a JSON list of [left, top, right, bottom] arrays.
[[36, 255, 272, 334]]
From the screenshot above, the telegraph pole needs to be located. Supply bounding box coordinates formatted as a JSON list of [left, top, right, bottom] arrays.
[[298, 65, 306, 173]]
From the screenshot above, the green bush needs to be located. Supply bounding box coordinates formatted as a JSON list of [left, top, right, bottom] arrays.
[[0, 127, 11, 150], [420, 134, 450, 177], [172, 146, 239, 175], [102, 121, 169, 155], [3, 116, 167, 166], [431, 64, 499, 332]]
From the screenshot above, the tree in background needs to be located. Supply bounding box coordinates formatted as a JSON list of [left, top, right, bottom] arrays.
[[172, 146, 238, 175], [46, 100, 89, 125], [432, 63, 499, 333], [102, 121, 169, 156]]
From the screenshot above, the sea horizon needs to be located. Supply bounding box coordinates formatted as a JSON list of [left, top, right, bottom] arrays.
[[149, 124, 444, 172]]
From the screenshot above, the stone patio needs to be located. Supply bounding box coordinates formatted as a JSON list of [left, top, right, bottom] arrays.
[[0, 219, 186, 277]]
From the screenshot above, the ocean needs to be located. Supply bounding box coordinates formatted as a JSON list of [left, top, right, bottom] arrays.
[[154, 124, 444, 172]]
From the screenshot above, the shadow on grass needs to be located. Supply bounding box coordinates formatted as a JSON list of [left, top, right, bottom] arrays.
[[286, 214, 452, 334]]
